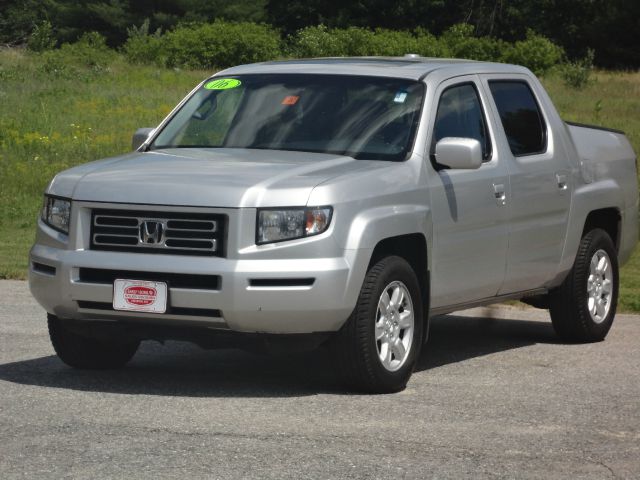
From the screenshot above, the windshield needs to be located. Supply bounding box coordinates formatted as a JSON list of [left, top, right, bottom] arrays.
[[150, 74, 424, 161]]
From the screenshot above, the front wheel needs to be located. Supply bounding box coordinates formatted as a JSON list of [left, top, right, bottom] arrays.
[[549, 228, 619, 342], [330, 256, 424, 393]]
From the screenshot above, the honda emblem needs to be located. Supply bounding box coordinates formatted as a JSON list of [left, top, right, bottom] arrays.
[[140, 221, 164, 244]]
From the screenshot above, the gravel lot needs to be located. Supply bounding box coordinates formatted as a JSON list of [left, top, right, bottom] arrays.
[[1, 279, 639, 479]]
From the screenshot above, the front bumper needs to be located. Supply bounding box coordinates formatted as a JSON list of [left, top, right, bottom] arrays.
[[28, 202, 370, 334], [29, 244, 362, 333]]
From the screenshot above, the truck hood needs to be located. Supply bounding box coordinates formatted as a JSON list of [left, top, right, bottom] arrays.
[[48, 148, 376, 208]]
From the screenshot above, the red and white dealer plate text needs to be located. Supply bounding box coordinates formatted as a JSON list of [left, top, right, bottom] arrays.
[[113, 279, 168, 313]]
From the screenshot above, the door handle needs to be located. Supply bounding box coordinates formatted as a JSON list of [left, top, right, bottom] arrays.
[[556, 173, 568, 190], [493, 183, 506, 206]]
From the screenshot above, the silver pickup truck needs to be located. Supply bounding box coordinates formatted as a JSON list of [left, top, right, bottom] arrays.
[[29, 57, 639, 392]]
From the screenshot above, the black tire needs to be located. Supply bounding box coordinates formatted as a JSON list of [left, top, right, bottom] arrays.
[[330, 256, 424, 393], [48, 314, 139, 369], [549, 228, 619, 343]]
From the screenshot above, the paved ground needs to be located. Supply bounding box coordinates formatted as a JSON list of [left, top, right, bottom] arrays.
[[1, 279, 639, 479]]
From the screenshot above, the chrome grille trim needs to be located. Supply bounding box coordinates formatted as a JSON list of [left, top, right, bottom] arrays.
[[90, 209, 225, 257]]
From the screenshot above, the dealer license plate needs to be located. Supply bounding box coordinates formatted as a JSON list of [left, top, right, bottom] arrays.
[[113, 279, 168, 313]]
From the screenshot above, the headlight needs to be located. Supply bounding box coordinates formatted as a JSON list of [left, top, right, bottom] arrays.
[[257, 207, 332, 244], [42, 195, 71, 234]]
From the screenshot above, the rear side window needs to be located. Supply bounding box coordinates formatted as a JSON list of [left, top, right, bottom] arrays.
[[488, 81, 546, 156], [432, 83, 491, 161]]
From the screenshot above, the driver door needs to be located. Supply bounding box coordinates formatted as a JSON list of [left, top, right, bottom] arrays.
[[427, 76, 510, 309]]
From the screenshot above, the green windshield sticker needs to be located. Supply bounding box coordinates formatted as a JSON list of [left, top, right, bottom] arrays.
[[204, 78, 241, 90]]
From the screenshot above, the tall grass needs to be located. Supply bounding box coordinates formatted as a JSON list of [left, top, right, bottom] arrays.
[[0, 49, 638, 310], [0, 49, 206, 277]]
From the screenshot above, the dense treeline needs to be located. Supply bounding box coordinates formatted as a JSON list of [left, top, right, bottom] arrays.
[[267, 0, 639, 69], [1, 0, 638, 69]]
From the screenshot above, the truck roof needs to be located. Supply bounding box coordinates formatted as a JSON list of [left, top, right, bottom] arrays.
[[218, 56, 531, 81]]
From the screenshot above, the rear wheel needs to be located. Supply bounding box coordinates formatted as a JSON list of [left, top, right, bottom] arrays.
[[330, 256, 424, 393], [48, 314, 139, 369], [549, 229, 619, 342]]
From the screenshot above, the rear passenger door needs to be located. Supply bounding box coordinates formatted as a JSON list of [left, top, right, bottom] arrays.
[[427, 76, 510, 308], [481, 75, 572, 293]]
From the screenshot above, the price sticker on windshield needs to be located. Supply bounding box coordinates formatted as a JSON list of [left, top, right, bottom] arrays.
[[204, 78, 242, 90], [394, 91, 408, 103]]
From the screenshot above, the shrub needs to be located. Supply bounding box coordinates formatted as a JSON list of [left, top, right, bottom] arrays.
[[414, 29, 449, 58], [288, 25, 341, 57], [122, 19, 165, 66], [561, 49, 595, 89], [331, 27, 377, 56], [27, 20, 56, 52], [290, 26, 443, 58], [44, 32, 115, 68], [73, 32, 116, 67], [118, 20, 566, 74], [38, 32, 116, 78], [440, 23, 504, 62], [163, 21, 282, 69], [501, 30, 564, 76], [368, 29, 419, 57], [290, 25, 378, 57]]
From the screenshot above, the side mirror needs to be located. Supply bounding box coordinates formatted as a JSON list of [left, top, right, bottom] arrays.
[[132, 127, 155, 151], [434, 137, 483, 170]]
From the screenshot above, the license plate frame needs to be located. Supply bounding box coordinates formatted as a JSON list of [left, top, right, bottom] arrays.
[[113, 279, 168, 314]]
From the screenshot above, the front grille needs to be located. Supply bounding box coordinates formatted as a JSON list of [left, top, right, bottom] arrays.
[[78, 268, 220, 290], [90, 209, 226, 256]]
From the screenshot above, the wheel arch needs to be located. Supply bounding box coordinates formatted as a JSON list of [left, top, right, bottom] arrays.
[[553, 179, 625, 286], [340, 202, 431, 305], [553, 205, 622, 287], [368, 233, 430, 341], [582, 207, 622, 251]]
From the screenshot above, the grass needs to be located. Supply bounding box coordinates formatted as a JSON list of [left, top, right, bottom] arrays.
[[0, 48, 207, 278], [542, 71, 640, 312], [1, 49, 638, 310]]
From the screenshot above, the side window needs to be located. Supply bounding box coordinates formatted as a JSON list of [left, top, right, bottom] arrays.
[[488, 81, 546, 156], [432, 83, 491, 161]]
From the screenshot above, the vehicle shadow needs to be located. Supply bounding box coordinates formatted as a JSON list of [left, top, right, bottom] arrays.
[[416, 311, 559, 371], [0, 312, 559, 397]]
